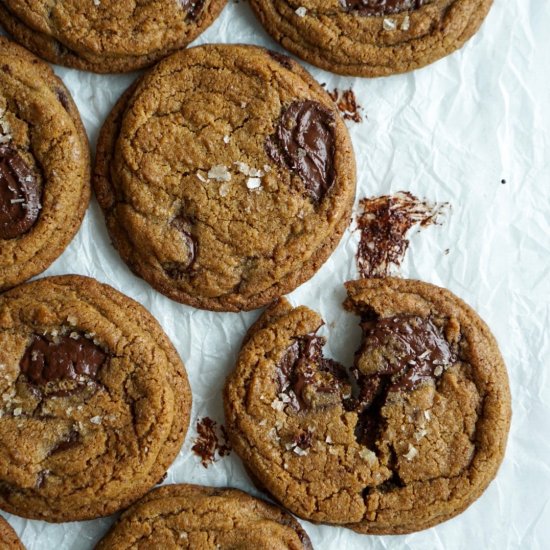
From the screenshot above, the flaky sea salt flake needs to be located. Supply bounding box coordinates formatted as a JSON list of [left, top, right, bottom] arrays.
[[383, 18, 397, 31], [208, 165, 232, 182]]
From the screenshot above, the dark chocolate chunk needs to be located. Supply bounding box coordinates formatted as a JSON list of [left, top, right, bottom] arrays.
[[341, 0, 426, 16], [0, 145, 41, 239], [55, 88, 71, 112], [50, 429, 80, 455], [265, 100, 336, 203], [268, 50, 294, 70], [20, 334, 107, 386], [357, 315, 455, 391], [179, 0, 206, 20], [277, 334, 350, 411], [164, 213, 197, 278]]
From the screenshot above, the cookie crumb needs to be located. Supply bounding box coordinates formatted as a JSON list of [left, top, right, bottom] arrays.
[[191, 417, 232, 468], [356, 192, 450, 278], [327, 88, 363, 123]]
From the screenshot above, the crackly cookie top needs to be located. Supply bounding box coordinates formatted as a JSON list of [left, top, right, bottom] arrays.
[[224, 278, 511, 534], [94, 45, 355, 312], [248, 0, 493, 76], [0, 0, 228, 72], [0, 37, 90, 291], [0, 275, 191, 522], [96, 484, 312, 549]]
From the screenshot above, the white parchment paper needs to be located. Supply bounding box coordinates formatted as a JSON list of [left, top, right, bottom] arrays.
[[2, 0, 550, 548]]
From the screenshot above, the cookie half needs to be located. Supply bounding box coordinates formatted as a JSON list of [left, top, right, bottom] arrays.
[[94, 44, 356, 312], [0, 516, 23, 549], [0, 275, 191, 522], [95, 484, 312, 549], [249, 0, 493, 76], [0, 0, 227, 73], [224, 277, 511, 534], [0, 37, 90, 292]]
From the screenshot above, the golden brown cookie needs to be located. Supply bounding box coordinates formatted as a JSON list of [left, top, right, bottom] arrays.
[[0, 516, 23, 549], [95, 484, 313, 549], [0, 0, 227, 74], [249, 0, 493, 77], [224, 278, 511, 534], [0, 37, 90, 292], [0, 275, 191, 522], [94, 44, 356, 312]]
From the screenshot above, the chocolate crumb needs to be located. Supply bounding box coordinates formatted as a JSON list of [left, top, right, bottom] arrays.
[[356, 191, 449, 278], [328, 88, 363, 123], [191, 417, 232, 468]]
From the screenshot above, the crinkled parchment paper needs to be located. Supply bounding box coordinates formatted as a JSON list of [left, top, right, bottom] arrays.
[[2, 0, 550, 548]]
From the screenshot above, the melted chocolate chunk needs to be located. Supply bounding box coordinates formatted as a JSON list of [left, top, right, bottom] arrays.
[[179, 0, 206, 20], [0, 145, 41, 240], [265, 101, 336, 203], [19, 334, 107, 386], [55, 88, 70, 112], [268, 50, 294, 70], [357, 315, 455, 391], [277, 334, 350, 411], [50, 430, 80, 455], [341, 0, 426, 16], [351, 315, 455, 445], [164, 213, 197, 279]]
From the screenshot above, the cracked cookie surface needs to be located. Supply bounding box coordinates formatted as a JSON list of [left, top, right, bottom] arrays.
[[249, 0, 493, 76], [95, 484, 312, 549], [0, 275, 191, 522], [0, 515, 23, 549], [94, 45, 356, 312], [224, 278, 511, 533], [0, 0, 227, 73], [0, 37, 90, 292]]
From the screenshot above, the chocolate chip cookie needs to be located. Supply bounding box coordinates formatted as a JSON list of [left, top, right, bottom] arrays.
[[0, 516, 23, 549], [95, 484, 313, 549], [0, 1, 227, 73], [94, 45, 356, 312], [224, 277, 511, 534], [249, 1, 493, 76], [0, 275, 191, 522], [0, 37, 90, 292]]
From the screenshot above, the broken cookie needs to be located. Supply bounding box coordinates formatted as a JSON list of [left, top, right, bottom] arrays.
[[224, 277, 511, 534]]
